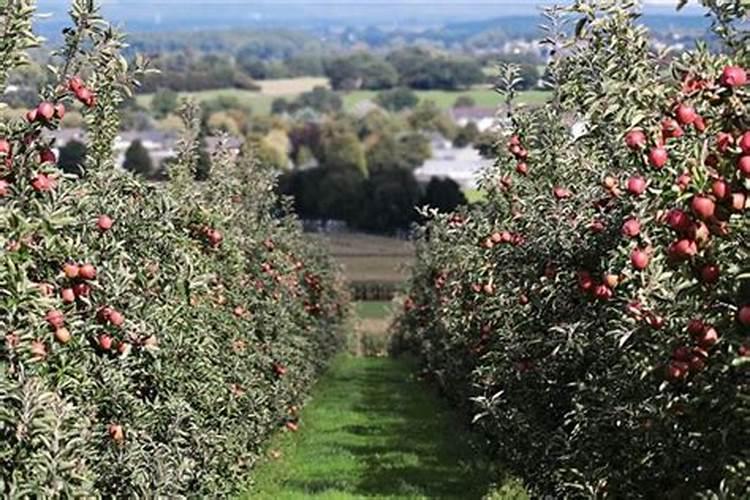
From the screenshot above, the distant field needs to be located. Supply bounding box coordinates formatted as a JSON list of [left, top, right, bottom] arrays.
[[343, 87, 549, 110], [307, 232, 414, 284], [135, 78, 550, 116], [464, 188, 488, 204]]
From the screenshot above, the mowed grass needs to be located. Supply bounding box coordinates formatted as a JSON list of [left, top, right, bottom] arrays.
[[309, 233, 414, 284], [135, 78, 550, 116], [355, 301, 393, 320], [243, 356, 527, 499]]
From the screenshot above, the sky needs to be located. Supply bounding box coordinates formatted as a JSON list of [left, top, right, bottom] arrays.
[[35, 0, 705, 35]]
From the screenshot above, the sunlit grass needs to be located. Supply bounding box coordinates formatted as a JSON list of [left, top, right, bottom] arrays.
[[242, 356, 528, 499]]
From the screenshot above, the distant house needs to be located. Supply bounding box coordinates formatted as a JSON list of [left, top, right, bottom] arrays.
[[415, 139, 493, 189], [449, 107, 501, 132], [46, 128, 243, 171]]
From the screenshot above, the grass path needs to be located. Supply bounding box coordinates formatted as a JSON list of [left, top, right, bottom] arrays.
[[242, 356, 526, 499]]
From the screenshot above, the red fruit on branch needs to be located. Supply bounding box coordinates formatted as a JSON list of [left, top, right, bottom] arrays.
[[665, 209, 692, 233], [739, 131, 750, 154], [97, 215, 113, 232], [676, 172, 691, 191], [553, 187, 571, 200], [661, 118, 684, 140], [61, 288, 76, 304], [36, 102, 55, 122], [594, 284, 613, 301], [648, 147, 668, 169], [672, 346, 691, 362], [687, 319, 706, 337], [54, 327, 71, 345], [738, 306, 750, 326], [699, 264, 720, 284], [738, 156, 750, 177], [108, 310, 124, 328], [577, 270, 593, 292], [54, 103, 65, 120], [627, 176, 647, 196], [665, 361, 687, 382], [45, 310, 65, 329], [73, 282, 90, 297], [108, 423, 124, 443], [668, 239, 698, 261], [0, 180, 9, 197], [625, 129, 647, 150], [31, 173, 55, 192], [98, 334, 113, 351], [675, 104, 697, 125], [25, 109, 38, 123], [621, 218, 641, 238], [720, 66, 747, 87], [516, 162, 528, 175], [39, 149, 56, 164], [589, 219, 605, 233], [691, 196, 715, 221], [716, 132, 734, 153], [78, 264, 96, 280], [68, 76, 84, 92], [63, 263, 80, 279], [693, 115, 706, 133], [711, 179, 729, 200], [696, 327, 719, 349], [631, 248, 650, 270], [730, 192, 746, 212]]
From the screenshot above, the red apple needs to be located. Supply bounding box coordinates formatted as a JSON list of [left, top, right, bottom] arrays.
[[61, 288, 76, 304], [54, 327, 71, 345], [738, 156, 750, 177], [36, 102, 55, 122], [648, 147, 668, 169], [621, 218, 641, 238], [675, 104, 697, 125], [738, 305, 750, 326], [665, 209, 692, 233], [72, 282, 90, 297], [625, 129, 647, 150], [669, 239, 698, 261], [98, 334, 113, 351], [699, 264, 720, 284], [691, 195, 715, 220], [0, 180, 9, 197], [516, 162, 528, 175], [631, 248, 650, 270], [39, 149, 56, 164], [711, 179, 730, 200], [78, 264, 96, 280], [97, 215, 113, 231], [716, 132, 734, 153], [627, 176, 647, 196], [720, 66, 747, 87], [45, 310, 65, 329]]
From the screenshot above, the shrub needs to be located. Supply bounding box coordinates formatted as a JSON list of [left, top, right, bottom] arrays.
[[394, 2, 749, 498], [0, 1, 347, 496]]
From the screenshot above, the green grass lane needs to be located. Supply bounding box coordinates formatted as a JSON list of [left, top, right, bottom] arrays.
[[242, 356, 526, 500]]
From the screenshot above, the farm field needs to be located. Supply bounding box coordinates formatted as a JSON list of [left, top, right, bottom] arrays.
[[308, 233, 414, 284], [244, 356, 527, 499], [135, 79, 551, 116]]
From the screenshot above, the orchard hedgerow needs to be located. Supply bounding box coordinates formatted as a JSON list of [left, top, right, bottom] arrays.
[[0, 1, 346, 497], [394, 1, 749, 498]]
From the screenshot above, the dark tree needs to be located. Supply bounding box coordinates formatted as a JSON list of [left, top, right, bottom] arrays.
[[421, 177, 467, 213], [453, 122, 480, 148], [375, 87, 419, 111], [122, 140, 154, 178], [58, 140, 87, 177]]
